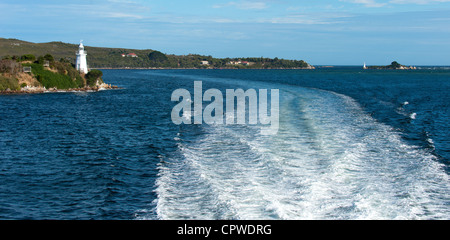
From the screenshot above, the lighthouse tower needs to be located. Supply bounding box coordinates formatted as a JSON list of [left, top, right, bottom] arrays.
[[76, 40, 88, 74]]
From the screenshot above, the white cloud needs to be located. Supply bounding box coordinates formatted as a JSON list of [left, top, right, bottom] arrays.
[[213, 1, 268, 10], [101, 12, 145, 19], [238, 1, 268, 9], [269, 16, 332, 24], [344, 0, 450, 6], [342, 0, 387, 7], [107, 0, 138, 3], [390, 0, 450, 4], [286, 6, 301, 11], [264, 13, 353, 25]]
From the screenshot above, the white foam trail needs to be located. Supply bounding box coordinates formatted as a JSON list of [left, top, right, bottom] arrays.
[[152, 76, 449, 220]]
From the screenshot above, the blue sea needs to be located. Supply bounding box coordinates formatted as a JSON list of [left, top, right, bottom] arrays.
[[0, 68, 449, 219]]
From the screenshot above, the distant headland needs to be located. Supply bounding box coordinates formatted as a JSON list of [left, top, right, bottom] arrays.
[[0, 38, 314, 70]]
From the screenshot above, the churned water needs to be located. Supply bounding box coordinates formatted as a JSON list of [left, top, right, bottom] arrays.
[[0, 68, 448, 219]]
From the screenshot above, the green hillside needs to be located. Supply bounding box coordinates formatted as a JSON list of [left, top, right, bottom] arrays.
[[0, 38, 313, 69], [0, 38, 156, 68]]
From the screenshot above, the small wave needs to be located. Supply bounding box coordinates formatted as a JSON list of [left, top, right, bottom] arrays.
[[424, 132, 436, 150]]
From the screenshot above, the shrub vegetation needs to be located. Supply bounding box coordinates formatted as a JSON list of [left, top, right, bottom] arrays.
[[85, 69, 103, 87], [0, 75, 19, 91], [1, 52, 104, 91]]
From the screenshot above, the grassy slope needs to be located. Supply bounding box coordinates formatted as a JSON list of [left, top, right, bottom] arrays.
[[0, 75, 19, 91]]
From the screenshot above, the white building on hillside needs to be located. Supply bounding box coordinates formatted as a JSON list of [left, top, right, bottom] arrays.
[[76, 40, 88, 74]]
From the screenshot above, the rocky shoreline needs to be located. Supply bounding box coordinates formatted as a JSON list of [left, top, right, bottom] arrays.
[[0, 83, 121, 95]]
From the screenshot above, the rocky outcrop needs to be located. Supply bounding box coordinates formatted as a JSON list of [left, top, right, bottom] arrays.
[[1, 83, 120, 94]]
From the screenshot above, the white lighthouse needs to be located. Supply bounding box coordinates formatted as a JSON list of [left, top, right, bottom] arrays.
[[76, 40, 88, 74]]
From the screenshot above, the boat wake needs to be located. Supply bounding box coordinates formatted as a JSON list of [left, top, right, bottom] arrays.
[[150, 76, 449, 220]]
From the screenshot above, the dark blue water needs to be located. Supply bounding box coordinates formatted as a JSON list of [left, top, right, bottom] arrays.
[[0, 68, 448, 219]]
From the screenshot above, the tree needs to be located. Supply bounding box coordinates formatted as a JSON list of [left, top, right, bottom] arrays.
[[85, 69, 103, 86], [148, 51, 168, 62], [44, 54, 54, 62], [0, 59, 21, 74], [36, 56, 44, 64], [20, 54, 36, 62], [390, 61, 401, 69]]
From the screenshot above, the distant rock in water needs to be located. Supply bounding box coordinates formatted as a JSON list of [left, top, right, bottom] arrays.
[[367, 61, 416, 70]]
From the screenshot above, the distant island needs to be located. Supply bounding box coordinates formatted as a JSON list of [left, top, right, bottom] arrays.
[[366, 61, 416, 70], [0, 38, 314, 70], [0, 53, 118, 94]]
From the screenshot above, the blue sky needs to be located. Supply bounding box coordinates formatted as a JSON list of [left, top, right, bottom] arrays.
[[1, 0, 449, 65]]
